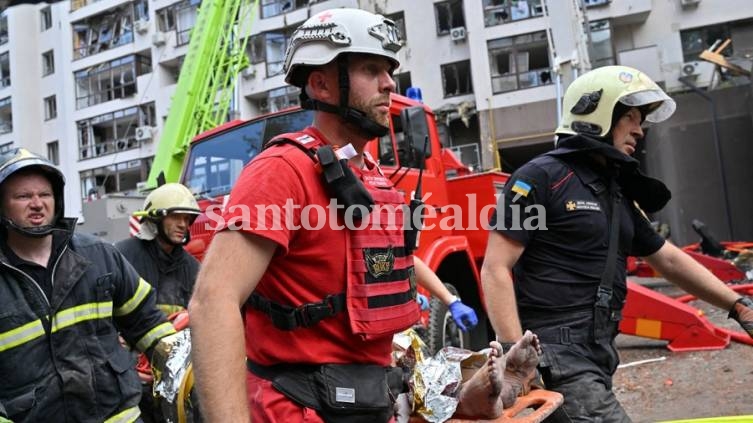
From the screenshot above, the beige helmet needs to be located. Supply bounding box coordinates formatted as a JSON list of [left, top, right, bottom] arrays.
[[283, 8, 402, 87], [556, 65, 676, 137], [133, 183, 200, 241]]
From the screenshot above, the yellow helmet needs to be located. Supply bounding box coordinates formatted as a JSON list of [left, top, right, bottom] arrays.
[[556, 65, 676, 137], [133, 183, 200, 241]]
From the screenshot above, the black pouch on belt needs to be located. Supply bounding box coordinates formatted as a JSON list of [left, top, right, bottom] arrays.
[[313, 364, 396, 423]]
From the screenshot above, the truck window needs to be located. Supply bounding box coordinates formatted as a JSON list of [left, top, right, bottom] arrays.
[[183, 109, 314, 197]]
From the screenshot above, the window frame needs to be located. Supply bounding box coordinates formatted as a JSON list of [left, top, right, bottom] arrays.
[[488, 31, 552, 94], [441, 60, 474, 98]]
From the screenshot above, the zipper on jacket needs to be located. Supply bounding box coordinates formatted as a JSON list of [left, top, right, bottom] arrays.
[[2, 262, 51, 307]]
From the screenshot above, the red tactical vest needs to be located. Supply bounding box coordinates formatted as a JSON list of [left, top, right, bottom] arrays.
[[256, 131, 420, 339]]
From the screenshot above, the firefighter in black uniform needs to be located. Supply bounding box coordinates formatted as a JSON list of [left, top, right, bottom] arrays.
[[481, 65, 753, 422], [0, 148, 175, 423], [115, 182, 200, 423]]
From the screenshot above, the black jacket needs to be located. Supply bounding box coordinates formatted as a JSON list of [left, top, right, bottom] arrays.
[[0, 219, 175, 423], [115, 237, 199, 316]]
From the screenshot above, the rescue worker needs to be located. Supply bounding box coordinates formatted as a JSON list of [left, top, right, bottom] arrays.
[[0, 148, 176, 423], [116, 183, 200, 317], [115, 182, 201, 423], [481, 65, 753, 422], [189, 9, 478, 422]]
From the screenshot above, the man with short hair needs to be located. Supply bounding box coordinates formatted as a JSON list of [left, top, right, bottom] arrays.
[[0, 148, 175, 423], [481, 65, 753, 422], [189, 8, 484, 422]]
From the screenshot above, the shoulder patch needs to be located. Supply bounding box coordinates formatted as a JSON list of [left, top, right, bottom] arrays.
[[511, 180, 532, 199]]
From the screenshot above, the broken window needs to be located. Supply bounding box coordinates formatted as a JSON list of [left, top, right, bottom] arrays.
[[266, 29, 294, 77], [483, 0, 544, 27], [589, 20, 614, 68], [40, 6, 52, 31], [0, 97, 11, 135], [434, 0, 465, 35], [261, 0, 307, 19], [393, 71, 412, 96], [47, 141, 59, 165], [0, 14, 7, 45], [44, 95, 57, 120], [441, 60, 473, 97], [72, 4, 135, 60], [258, 86, 299, 113], [42, 50, 55, 76], [247, 33, 265, 64], [134, 0, 148, 22], [77, 102, 156, 159], [75, 53, 152, 109], [488, 31, 551, 93], [80, 157, 152, 198], [0, 52, 9, 88]]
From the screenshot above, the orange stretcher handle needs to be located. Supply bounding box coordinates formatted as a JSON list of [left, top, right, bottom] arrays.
[[411, 389, 564, 423]]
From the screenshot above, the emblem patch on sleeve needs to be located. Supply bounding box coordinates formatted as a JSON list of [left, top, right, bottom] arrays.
[[565, 200, 602, 212], [364, 247, 395, 278]]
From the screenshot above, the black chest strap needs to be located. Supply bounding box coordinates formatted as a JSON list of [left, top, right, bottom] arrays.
[[246, 292, 346, 331]]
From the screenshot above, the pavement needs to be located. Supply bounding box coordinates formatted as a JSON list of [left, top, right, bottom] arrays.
[[614, 278, 753, 422]]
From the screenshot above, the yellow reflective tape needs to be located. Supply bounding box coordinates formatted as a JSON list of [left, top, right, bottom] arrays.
[[136, 322, 176, 352], [51, 302, 113, 333], [115, 278, 152, 317], [104, 405, 141, 423], [157, 304, 186, 317], [0, 319, 46, 353]]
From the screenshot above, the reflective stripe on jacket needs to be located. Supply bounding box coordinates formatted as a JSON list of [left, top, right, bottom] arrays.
[[0, 218, 175, 423]]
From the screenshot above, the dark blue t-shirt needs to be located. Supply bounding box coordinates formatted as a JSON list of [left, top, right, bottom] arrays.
[[490, 153, 664, 318]]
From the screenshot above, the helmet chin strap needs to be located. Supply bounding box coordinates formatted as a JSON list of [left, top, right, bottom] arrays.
[[1, 216, 60, 238], [299, 56, 390, 139]]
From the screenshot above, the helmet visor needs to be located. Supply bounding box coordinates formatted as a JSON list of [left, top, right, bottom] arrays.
[[619, 90, 676, 123]]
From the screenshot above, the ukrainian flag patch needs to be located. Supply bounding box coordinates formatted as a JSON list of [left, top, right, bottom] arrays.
[[511, 180, 531, 198]]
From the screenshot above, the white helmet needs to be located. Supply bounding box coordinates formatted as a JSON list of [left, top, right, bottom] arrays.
[[283, 8, 402, 88]]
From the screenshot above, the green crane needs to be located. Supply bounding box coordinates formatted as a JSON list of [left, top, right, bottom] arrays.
[[145, 0, 258, 189]]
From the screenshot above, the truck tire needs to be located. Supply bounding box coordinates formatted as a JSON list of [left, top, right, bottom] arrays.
[[427, 283, 470, 355]]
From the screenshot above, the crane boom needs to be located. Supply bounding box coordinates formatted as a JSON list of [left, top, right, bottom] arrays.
[[145, 0, 258, 189]]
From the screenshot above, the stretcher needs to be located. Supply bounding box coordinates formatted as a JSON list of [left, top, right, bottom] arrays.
[[410, 389, 564, 423]]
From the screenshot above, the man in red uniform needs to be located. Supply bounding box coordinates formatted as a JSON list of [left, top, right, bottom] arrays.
[[189, 8, 478, 422]]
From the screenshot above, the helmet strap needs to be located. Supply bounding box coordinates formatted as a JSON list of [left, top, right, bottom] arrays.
[[1, 216, 60, 238], [299, 56, 390, 139]]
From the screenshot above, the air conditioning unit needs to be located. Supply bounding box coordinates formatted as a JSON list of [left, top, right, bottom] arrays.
[[135, 126, 154, 142], [450, 26, 466, 42], [134, 19, 149, 34], [241, 67, 256, 79], [681, 61, 716, 88], [680, 0, 700, 6], [152, 32, 166, 47]]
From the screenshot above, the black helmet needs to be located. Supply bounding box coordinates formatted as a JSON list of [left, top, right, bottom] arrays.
[[0, 148, 65, 237]]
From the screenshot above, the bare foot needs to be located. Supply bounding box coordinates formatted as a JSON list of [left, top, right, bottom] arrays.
[[454, 341, 506, 419], [500, 330, 542, 408]]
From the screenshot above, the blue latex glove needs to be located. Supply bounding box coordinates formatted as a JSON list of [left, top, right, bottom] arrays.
[[416, 294, 430, 311], [448, 299, 478, 332]]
